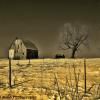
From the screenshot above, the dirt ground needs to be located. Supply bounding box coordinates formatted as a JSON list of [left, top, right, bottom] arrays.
[[0, 58, 100, 100]]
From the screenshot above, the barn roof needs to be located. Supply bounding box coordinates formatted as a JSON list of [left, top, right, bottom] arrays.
[[23, 40, 38, 50], [9, 38, 38, 50]]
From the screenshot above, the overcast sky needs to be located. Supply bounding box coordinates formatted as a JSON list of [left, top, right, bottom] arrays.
[[0, 0, 100, 58]]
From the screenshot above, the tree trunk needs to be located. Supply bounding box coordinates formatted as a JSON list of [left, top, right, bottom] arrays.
[[71, 48, 76, 58]]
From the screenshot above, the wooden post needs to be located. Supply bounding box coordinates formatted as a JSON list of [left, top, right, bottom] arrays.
[[40, 58, 44, 100], [9, 58, 12, 88], [9, 47, 14, 88], [29, 59, 31, 65], [84, 59, 87, 94]]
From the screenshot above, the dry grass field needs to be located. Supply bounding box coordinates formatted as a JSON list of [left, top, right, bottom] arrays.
[[0, 58, 100, 100]]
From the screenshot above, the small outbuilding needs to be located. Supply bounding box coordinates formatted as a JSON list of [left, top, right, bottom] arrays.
[[9, 37, 38, 60], [55, 54, 65, 59]]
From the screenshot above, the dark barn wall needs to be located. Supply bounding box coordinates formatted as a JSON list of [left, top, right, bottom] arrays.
[[27, 49, 38, 59]]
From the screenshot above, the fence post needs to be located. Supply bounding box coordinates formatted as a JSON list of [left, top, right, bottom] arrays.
[[9, 49, 14, 88], [29, 59, 30, 64], [84, 59, 87, 94], [9, 58, 12, 88]]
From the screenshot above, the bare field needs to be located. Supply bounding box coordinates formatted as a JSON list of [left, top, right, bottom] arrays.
[[0, 58, 100, 100]]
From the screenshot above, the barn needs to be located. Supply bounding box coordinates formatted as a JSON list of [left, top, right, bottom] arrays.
[[9, 38, 38, 60]]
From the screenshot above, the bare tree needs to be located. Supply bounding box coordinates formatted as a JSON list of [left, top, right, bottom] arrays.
[[59, 23, 89, 58]]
